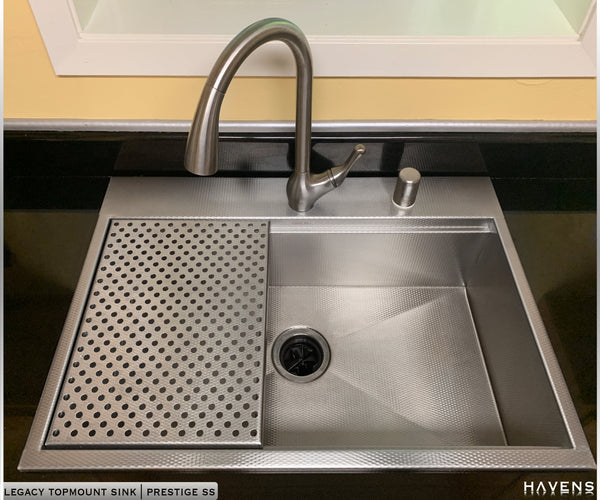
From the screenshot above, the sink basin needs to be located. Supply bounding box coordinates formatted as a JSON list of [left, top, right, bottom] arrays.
[[20, 176, 595, 471], [265, 219, 562, 449]]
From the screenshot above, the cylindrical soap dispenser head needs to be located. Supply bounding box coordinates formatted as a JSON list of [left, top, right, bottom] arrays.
[[392, 167, 421, 208]]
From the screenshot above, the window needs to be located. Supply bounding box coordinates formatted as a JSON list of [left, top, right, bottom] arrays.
[[30, 0, 596, 76]]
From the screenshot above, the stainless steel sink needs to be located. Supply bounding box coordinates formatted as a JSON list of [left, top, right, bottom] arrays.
[[20, 176, 595, 471]]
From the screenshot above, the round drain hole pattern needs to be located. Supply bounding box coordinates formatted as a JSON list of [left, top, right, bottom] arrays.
[[272, 327, 330, 383]]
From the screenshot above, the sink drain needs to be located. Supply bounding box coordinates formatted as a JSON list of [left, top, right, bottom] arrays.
[[272, 327, 330, 383]]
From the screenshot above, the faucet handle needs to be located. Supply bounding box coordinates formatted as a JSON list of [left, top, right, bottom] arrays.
[[328, 144, 366, 186]]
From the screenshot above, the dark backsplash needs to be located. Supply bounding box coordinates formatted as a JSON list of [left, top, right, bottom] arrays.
[[4, 129, 596, 210]]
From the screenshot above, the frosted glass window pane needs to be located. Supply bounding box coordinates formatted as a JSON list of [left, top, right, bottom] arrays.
[[71, 0, 580, 37]]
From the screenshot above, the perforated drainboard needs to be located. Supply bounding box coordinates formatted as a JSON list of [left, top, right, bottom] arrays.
[[45, 219, 268, 449]]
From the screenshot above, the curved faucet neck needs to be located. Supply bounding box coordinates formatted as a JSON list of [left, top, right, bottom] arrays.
[[185, 18, 313, 176]]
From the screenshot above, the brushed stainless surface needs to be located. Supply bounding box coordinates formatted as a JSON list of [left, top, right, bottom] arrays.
[[184, 18, 365, 211], [45, 219, 268, 448], [184, 18, 312, 182], [19, 177, 595, 471], [265, 285, 506, 448], [97, 177, 504, 219], [4, 118, 597, 134], [465, 233, 573, 447], [267, 229, 485, 288], [266, 223, 572, 449], [393, 167, 421, 208], [286, 143, 366, 211]]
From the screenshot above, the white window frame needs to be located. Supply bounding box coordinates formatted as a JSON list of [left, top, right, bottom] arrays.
[[29, 0, 596, 77]]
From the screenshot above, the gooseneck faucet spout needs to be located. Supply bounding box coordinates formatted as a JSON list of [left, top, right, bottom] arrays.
[[184, 18, 365, 212]]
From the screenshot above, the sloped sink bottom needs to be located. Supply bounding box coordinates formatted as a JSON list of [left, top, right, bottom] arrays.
[[19, 177, 595, 471], [266, 284, 505, 448]]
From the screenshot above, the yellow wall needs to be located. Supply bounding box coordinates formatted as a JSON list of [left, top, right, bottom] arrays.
[[5, 0, 596, 121]]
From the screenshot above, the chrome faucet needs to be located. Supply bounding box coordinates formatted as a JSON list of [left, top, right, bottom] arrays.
[[184, 18, 366, 212]]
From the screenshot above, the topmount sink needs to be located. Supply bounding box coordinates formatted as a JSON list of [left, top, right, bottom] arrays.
[[19, 176, 595, 471]]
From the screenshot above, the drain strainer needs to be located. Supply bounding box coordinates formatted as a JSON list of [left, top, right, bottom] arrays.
[[46, 219, 268, 448], [272, 327, 330, 383]]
